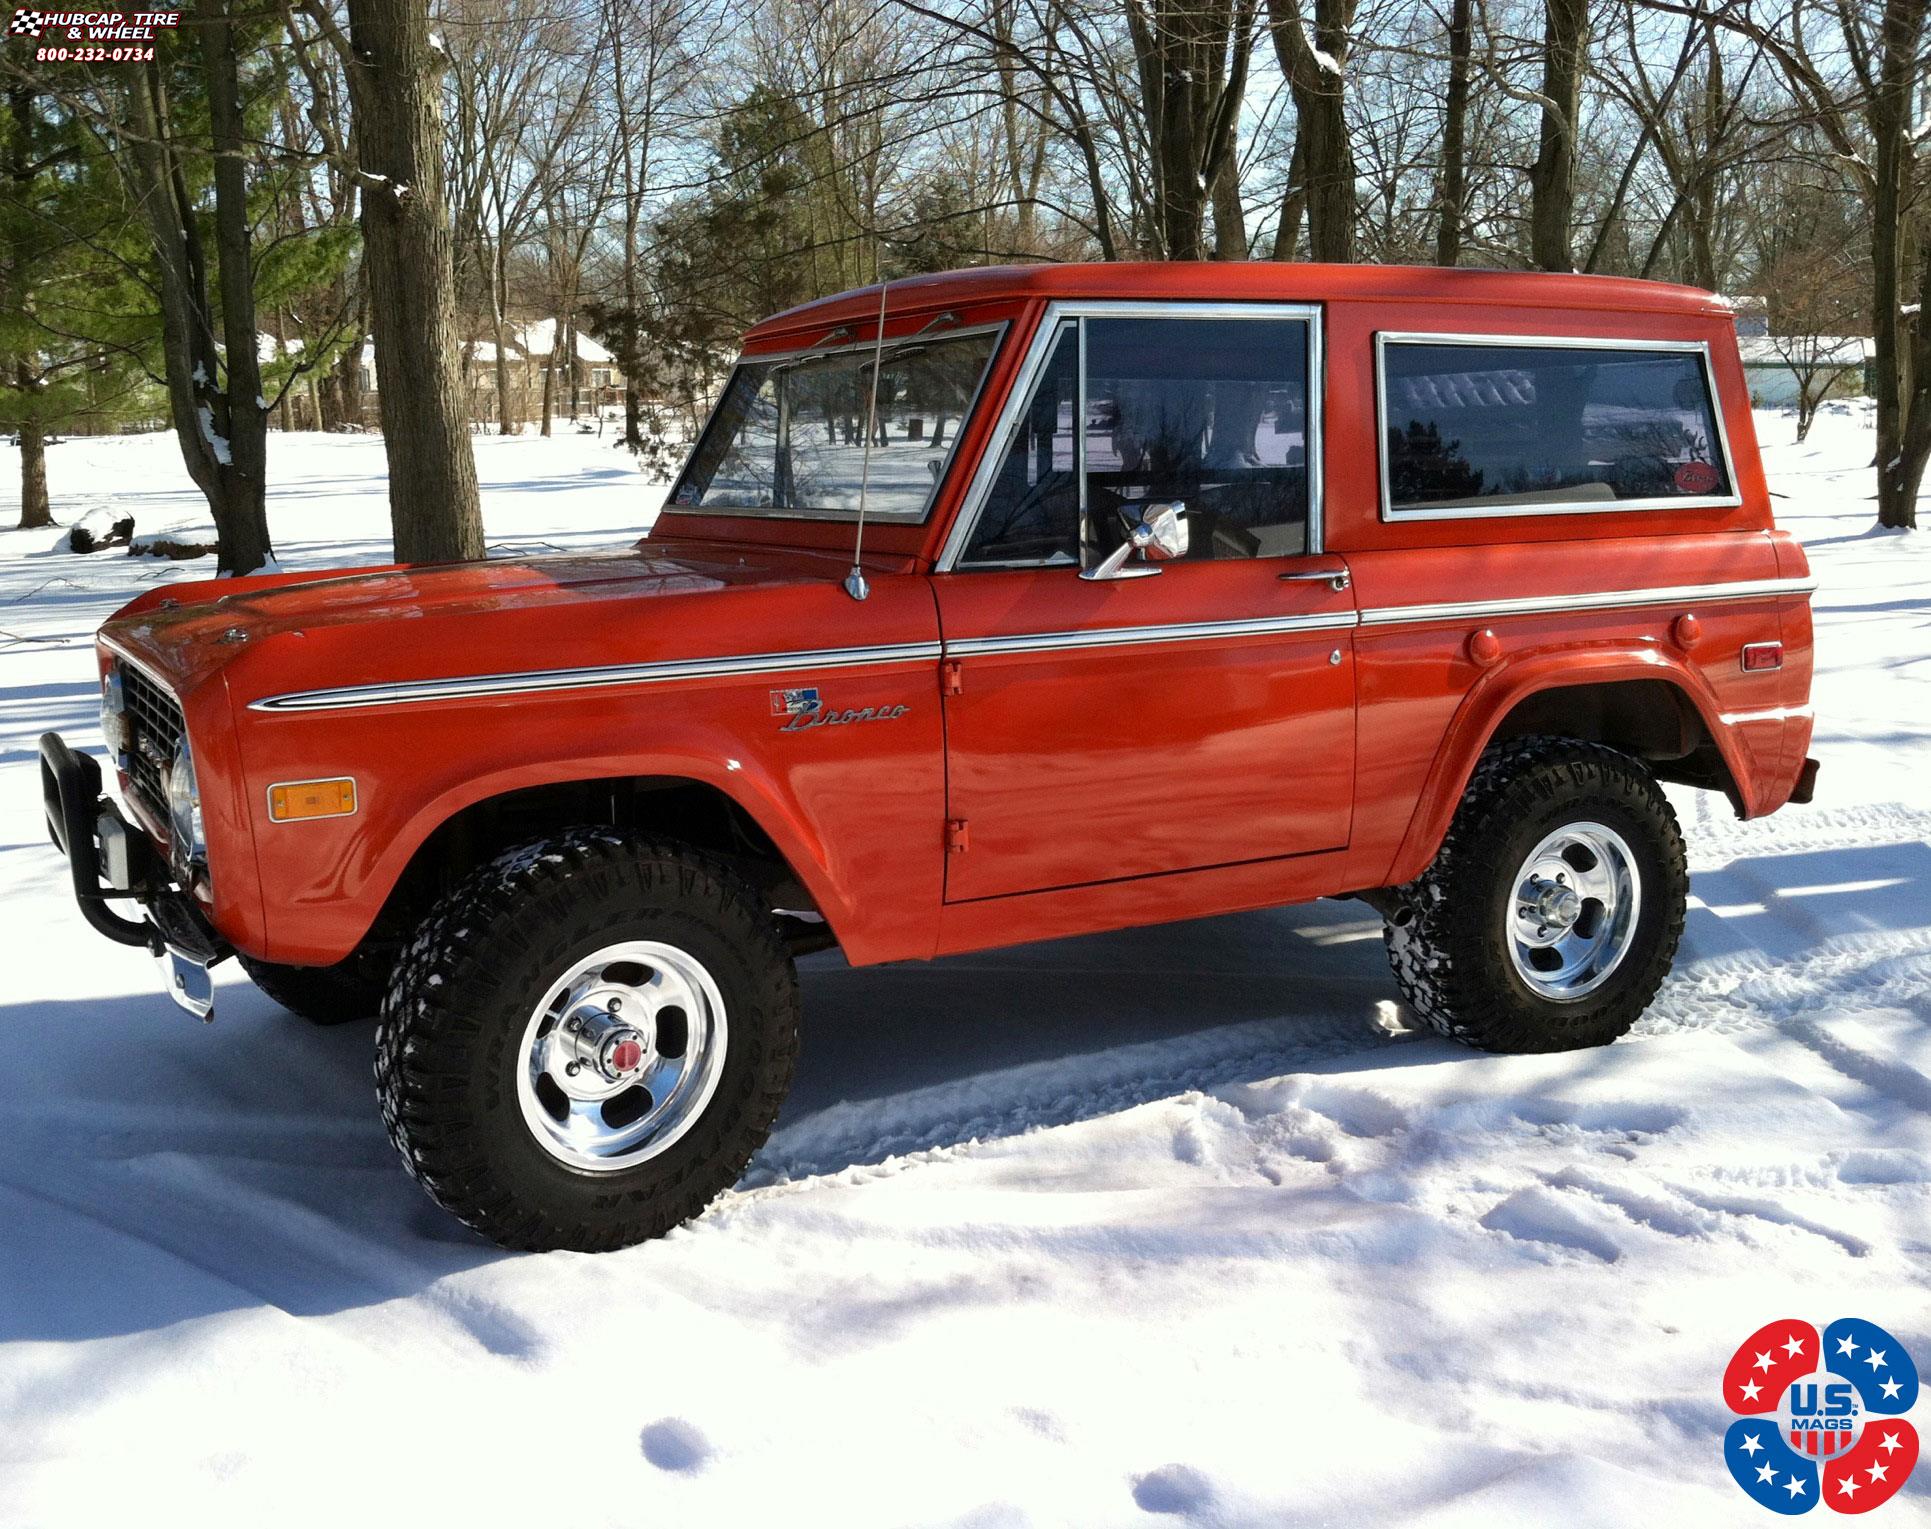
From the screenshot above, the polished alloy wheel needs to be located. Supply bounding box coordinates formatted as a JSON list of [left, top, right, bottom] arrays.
[[516, 940, 728, 1171], [1505, 821, 1642, 1002]]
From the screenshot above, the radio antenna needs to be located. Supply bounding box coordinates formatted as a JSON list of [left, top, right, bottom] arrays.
[[844, 278, 890, 602]]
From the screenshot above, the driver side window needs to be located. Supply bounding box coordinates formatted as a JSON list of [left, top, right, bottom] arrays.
[[960, 311, 1314, 568]]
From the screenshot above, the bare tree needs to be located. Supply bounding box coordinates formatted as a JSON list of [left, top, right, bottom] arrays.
[[1640, 0, 1926, 527], [1763, 260, 1868, 442], [1527, 0, 1590, 271], [323, 0, 485, 561], [112, 7, 275, 575], [1435, 0, 1473, 264], [1122, 0, 1257, 258], [1269, 0, 1357, 261]]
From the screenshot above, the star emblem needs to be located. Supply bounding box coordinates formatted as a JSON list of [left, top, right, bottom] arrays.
[[1755, 1462, 1777, 1485], [1881, 1376, 1903, 1400], [1879, 1432, 1903, 1456], [1754, 1349, 1776, 1372], [1739, 1379, 1763, 1402], [1868, 1462, 1889, 1483], [1838, 1474, 1862, 1499], [1782, 1334, 1805, 1358], [1740, 1433, 1764, 1456], [1784, 1474, 1807, 1498], [1865, 1348, 1888, 1370], [1837, 1334, 1859, 1357]]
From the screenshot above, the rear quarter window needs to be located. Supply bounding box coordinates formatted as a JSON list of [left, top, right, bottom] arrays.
[[1377, 335, 1737, 520]]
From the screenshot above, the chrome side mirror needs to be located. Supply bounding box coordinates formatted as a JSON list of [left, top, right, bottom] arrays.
[[1080, 501, 1189, 581]]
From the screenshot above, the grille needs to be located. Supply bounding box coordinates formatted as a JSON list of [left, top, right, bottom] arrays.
[[119, 660, 185, 827]]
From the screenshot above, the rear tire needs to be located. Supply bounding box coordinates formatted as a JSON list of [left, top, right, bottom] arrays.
[[1382, 737, 1687, 1053], [240, 954, 384, 1026], [374, 828, 799, 1253]]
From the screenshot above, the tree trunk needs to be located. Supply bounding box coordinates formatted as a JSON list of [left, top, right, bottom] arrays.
[[1881, 214, 1929, 529], [1435, 0, 1471, 266], [200, 0, 274, 573], [1528, 0, 1590, 273], [272, 311, 292, 432], [16, 367, 50, 529], [1269, 0, 1356, 262], [540, 326, 555, 438], [1270, 136, 1305, 260], [1211, 158, 1248, 259], [344, 0, 485, 563], [565, 316, 580, 419], [7, 88, 51, 529], [1870, 0, 1925, 529], [122, 40, 273, 575], [1125, 0, 1251, 260]]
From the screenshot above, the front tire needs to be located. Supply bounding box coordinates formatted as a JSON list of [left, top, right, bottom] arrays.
[[1383, 737, 1687, 1053], [375, 829, 799, 1252]]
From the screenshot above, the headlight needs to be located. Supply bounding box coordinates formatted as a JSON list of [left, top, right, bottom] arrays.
[[165, 732, 206, 873], [100, 668, 127, 760]]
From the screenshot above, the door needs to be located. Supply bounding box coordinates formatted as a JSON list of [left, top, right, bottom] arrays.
[[934, 306, 1357, 903]]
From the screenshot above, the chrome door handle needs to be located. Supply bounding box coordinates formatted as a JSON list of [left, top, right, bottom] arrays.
[[1280, 567, 1350, 592]]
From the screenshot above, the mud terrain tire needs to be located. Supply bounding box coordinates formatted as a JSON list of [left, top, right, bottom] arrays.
[[1383, 737, 1687, 1053], [374, 829, 799, 1252]]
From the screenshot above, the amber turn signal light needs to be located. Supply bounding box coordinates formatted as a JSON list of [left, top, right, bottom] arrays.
[[268, 777, 357, 822]]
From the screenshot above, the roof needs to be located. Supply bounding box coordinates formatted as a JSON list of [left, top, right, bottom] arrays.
[[515, 318, 613, 364], [745, 262, 1735, 342]]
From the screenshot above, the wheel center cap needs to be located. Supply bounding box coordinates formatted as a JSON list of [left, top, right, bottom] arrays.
[[1535, 883, 1582, 927], [559, 1005, 650, 1083]]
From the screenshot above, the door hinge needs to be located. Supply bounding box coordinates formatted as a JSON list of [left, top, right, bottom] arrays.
[[940, 658, 964, 695], [945, 818, 970, 853]]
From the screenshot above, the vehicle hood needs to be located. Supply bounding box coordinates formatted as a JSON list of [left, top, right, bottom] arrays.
[[99, 541, 920, 700]]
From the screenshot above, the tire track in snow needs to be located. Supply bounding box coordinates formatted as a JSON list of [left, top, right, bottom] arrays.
[[748, 1011, 1400, 1184]]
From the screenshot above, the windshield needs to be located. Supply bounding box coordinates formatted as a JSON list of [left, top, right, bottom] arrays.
[[667, 326, 1002, 522]]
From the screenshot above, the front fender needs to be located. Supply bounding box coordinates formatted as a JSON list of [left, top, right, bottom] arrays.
[[1381, 645, 1760, 889], [236, 680, 947, 968]]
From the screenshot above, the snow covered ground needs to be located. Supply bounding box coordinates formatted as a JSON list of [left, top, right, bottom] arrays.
[[0, 406, 1925, 1527]]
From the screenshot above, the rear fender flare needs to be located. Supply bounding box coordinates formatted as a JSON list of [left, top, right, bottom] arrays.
[[1382, 646, 1748, 888]]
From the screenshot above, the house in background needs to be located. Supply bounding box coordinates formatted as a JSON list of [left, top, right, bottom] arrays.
[[358, 318, 626, 429], [1737, 334, 1872, 408], [1725, 292, 1872, 409]]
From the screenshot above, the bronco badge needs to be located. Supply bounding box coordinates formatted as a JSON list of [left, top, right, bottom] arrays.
[[769, 687, 909, 733]]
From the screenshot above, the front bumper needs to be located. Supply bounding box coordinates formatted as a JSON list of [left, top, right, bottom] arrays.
[[39, 731, 230, 1018]]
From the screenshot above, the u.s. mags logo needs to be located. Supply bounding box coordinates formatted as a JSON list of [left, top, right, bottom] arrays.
[[1724, 1317, 1918, 1514]]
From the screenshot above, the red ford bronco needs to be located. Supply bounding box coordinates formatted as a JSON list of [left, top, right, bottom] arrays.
[[41, 263, 1818, 1252]]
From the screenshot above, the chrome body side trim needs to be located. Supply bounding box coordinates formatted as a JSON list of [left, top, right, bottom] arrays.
[[935, 299, 1326, 572], [1355, 576, 1815, 627], [251, 642, 945, 713], [945, 612, 1359, 659], [1373, 330, 1744, 522], [245, 577, 1813, 713]]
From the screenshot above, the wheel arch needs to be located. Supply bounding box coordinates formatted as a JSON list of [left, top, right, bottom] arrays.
[[349, 765, 850, 965], [1384, 650, 1750, 888]]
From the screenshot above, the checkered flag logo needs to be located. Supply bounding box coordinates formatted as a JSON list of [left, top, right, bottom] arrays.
[[8, 9, 49, 37]]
